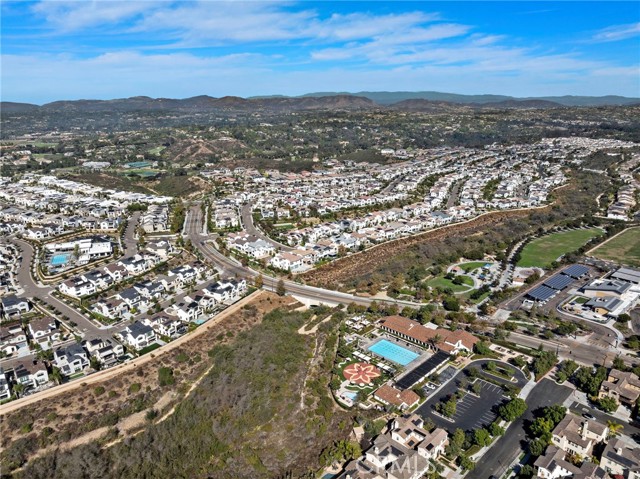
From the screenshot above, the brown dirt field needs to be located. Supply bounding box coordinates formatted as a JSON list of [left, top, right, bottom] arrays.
[[0, 291, 300, 469]]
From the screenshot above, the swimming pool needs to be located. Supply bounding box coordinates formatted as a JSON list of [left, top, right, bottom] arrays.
[[367, 339, 419, 366], [343, 391, 357, 401], [50, 253, 71, 266]]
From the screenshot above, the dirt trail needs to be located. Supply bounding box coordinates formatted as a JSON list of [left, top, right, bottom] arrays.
[[586, 226, 639, 255]]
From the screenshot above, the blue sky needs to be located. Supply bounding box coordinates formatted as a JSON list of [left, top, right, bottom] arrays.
[[2, 1, 639, 103]]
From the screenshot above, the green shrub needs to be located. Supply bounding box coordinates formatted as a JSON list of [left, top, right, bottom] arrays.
[[158, 367, 175, 387]]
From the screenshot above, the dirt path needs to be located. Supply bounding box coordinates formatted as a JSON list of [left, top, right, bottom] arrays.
[[586, 226, 640, 255], [298, 314, 334, 335], [0, 291, 264, 417], [15, 389, 178, 467], [300, 335, 319, 410]]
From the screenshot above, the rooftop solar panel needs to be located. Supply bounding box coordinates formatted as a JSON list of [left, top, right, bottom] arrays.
[[543, 274, 574, 290], [561, 264, 589, 279], [526, 285, 557, 302]]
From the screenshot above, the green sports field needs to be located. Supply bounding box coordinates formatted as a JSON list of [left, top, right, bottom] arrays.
[[517, 228, 604, 268], [591, 227, 640, 267]]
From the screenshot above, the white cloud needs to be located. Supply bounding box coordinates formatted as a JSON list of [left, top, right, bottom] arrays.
[[3, 48, 637, 104], [592, 22, 640, 42], [31, 0, 156, 32], [29, 1, 446, 47]]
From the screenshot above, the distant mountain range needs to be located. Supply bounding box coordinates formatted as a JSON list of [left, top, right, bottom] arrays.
[[299, 91, 640, 107], [1, 91, 638, 114]]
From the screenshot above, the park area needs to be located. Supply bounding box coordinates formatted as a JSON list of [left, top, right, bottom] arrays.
[[517, 228, 603, 268], [590, 227, 640, 267], [425, 274, 474, 293]]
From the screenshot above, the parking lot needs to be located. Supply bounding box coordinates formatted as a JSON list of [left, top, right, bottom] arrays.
[[417, 378, 507, 433], [416, 361, 528, 434], [447, 380, 503, 430]]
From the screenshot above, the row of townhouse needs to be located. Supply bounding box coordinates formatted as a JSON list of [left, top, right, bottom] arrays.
[[92, 262, 209, 320], [226, 231, 275, 259], [1, 316, 64, 358], [140, 204, 169, 233], [117, 278, 248, 349], [0, 242, 20, 296], [58, 250, 166, 298], [211, 202, 240, 229], [52, 336, 125, 375], [168, 278, 248, 322]]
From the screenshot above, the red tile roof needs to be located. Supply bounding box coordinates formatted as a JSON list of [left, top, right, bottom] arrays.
[[380, 316, 479, 352], [375, 384, 420, 408]]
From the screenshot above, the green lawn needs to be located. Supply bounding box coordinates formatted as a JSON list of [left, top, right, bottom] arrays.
[[138, 343, 162, 355], [425, 275, 474, 292], [517, 228, 604, 268], [148, 146, 166, 155], [463, 290, 491, 304], [591, 227, 640, 267], [459, 261, 490, 273]]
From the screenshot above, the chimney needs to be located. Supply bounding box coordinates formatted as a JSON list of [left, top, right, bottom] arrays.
[[581, 421, 588, 440]]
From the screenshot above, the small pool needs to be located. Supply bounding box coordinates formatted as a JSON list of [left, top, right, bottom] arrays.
[[194, 319, 206, 325], [367, 339, 419, 366], [50, 253, 71, 266], [343, 391, 357, 401]]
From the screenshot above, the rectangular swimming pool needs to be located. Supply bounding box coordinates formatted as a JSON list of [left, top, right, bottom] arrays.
[[50, 253, 71, 266], [367, 339, 419, 366]]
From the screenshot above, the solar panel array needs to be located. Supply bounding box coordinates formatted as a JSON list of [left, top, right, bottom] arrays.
[[561, 264, 589, 279], [395, 351, 450, 390], [526, 285, 557, 302], [543, 274, 574, 291]]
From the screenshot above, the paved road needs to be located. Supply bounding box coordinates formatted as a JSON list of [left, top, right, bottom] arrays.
[[380, 174, 406, 194], [122, 211, 140, 257], [186, 205, 422, 309], [239, 203, 294, 252], [469, 379, 573, 479], [499, 330, 636, 369], [567, 399, 640, 438], [446, 180, 463, 208], [12, 238, 107, 338]]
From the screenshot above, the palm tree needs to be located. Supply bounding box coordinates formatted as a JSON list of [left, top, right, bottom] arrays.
[[429, 334, 443, 351], [13, 382, 25, 398], [50, 367, 63, 385], [607, 420, 624, 438]]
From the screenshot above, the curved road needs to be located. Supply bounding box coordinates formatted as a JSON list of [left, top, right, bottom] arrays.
[[187, 205, 421, 309], [240, 203, 294, 252], [11, 238, 108, 338]]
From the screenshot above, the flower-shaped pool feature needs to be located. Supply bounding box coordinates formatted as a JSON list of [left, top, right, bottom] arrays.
[[343, 362, 381, 385]]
